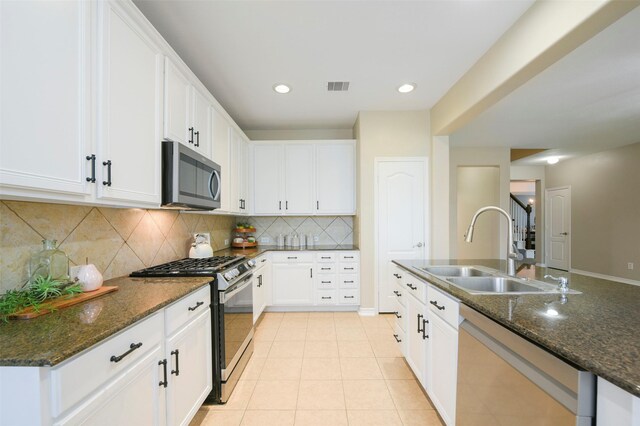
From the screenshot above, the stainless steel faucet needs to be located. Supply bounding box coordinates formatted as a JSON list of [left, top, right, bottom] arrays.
[[464, 206, 519, 276], [544, 274, 569, 292]]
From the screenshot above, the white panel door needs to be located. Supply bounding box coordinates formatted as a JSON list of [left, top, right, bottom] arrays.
[[163, 58, 191, 146], [377, 159, 427, 312], [96, 2, 162, 205], [192, 88, 212, 158], [253, 144, 283, 214], [284, 145, 315, 215], [272, 263, 314, 305], [0, 0, 91, 196], [316, 142, 355, 214], [546, 187, 571, 270]]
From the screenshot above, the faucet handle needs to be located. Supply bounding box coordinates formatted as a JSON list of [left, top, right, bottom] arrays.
[[544, 274, 569, 291]]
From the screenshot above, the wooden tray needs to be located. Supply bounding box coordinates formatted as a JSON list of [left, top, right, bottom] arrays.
[[234, 227, 256, 233], [9, 286, 118, 320], [231, 241, 258, 248]]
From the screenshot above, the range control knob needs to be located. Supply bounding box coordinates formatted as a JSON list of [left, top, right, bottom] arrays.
[[247, 260, 256, 267], [223, 272, 233, 280]]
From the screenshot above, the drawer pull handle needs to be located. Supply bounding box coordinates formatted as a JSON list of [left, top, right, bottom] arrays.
[[171, 349, 180, 376], [344, 256, 354, 259], [393, 273, 400, 278], [110, 342, 142, 363], [344, 267, 355, 270], [321, 296, 332, 300], [321, 281, 332, 284], [430, 300, 445, 311], [422, 318, 429, 340], [394, 311, 402, 318], [321, 256, 331, 259], [321, 267, 331, 270], [287, 256, 298, 259], [344, 295, 355, 299], [261, 259, 267, 263], [393, 334, 402, 343], [159, 359, 168, 388], [188, 301, 204, 311], [406, 283, 417, 290], [393, 290, 401, 296], [344, 280, 354, 283]]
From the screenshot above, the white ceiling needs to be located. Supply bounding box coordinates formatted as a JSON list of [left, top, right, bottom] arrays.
[[134, 0, 534, 131], [450, 6, 640, 165]]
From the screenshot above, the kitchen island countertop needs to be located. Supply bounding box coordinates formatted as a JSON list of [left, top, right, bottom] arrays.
[[0, 276, 211, 367], [393, 259, 640, 398]]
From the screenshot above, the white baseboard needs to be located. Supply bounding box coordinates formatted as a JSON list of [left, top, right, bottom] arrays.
[[571, 268, 640, 287], [358, 308, 377, 317]]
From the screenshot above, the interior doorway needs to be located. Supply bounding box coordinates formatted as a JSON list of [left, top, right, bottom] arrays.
[[509, 180, 538, 264]]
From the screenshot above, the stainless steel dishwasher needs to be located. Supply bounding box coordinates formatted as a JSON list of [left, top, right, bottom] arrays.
[[456, 304, 595, 425]]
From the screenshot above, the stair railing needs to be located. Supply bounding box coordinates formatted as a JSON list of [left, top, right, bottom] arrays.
[[510, 193, 533, 250]]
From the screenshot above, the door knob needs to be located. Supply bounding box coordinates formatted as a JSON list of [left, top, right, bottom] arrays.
[[414, 242, 423, 248], [560, 232, 568, 236]]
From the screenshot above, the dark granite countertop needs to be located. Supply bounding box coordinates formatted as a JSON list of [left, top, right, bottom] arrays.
[[393, 259, 640, 398], [215, 244, 359, 259], [0, 276, 211, 367]]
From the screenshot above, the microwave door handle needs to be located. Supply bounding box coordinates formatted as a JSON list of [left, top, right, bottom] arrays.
[[222, 275, 253, 303], [209, 169, 221, 201]]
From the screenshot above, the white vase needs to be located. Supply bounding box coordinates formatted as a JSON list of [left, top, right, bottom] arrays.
[[74, 264, 104, 292]]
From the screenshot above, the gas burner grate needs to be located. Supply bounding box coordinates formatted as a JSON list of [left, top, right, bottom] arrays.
[[130, 255, 245, 277]]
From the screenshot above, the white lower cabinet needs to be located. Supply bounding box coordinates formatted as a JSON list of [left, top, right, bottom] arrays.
[[272, 262, 314, 305], [252, 255, 271, 323], [406, 292, 430, 388], [0, 286, 211, 426], [429, 313, 458, 425], [597, 377, 640, 426]]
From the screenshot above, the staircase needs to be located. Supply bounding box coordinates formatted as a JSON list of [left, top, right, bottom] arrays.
[[510, 194, 535, 259]]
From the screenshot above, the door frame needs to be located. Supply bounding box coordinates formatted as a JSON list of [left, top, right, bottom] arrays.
[[544, 185, 571, 270], [374, 156, 429, 313]]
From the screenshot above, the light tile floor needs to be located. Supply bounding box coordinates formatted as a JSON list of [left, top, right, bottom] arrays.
[[190, 312, 444, 426]]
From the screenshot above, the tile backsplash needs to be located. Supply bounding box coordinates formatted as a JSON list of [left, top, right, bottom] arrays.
[[244, 216, 354, 246], [0, 201, 234, 293]]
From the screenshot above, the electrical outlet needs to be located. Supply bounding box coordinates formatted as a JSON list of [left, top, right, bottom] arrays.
[[628, 263, 634, 270], [314, 235, 320, 242], [260, 236, 271, 243], [224, 239, 229, 246]]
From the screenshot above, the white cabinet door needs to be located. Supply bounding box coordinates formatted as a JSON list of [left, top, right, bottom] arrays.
[[272, 263, 314, 305], [228, 128, 245, 213], [192, 88, 212, 159], [239, 137, 249, 213], [96, 1, 162, 205], [253, 144, 283, 214], [55, 346, 165, 426], [166, 309, 212, 426], [316, 142, 355, 214], [0, 0, 91, 197], [429, 314, 457, 425], [163, 58, 191, 146], [283, 145, 315, 215], [406, 295, 429, 387]]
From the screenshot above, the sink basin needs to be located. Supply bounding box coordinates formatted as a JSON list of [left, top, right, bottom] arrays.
[[446, 277, 547, 294], [417, 266, 495, 278]]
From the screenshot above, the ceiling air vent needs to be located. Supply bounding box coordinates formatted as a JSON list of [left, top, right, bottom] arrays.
[[327, 81, 350, 92]]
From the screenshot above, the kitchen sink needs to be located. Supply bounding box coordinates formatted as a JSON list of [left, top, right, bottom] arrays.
[[417, 266, 495, 278], [446, 277, 547, 294]]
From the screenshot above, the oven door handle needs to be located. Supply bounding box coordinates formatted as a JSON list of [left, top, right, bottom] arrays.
[[221, 274, 253, 303]]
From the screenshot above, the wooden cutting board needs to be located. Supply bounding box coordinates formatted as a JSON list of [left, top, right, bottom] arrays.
[[9, 286, 118, 320]]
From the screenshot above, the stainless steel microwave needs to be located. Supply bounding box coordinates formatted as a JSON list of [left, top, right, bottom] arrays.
[[161, 141, 221, 210]]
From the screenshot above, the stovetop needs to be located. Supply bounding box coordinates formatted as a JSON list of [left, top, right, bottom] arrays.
[[130, 256, 245, 277]]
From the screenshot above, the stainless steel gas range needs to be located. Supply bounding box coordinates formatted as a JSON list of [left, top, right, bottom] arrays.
[[131, 255, 256, 404]]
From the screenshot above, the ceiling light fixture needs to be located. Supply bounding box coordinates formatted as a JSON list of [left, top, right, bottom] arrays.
[[546, 157, 560, 165], [397, 83, 416, 93], [273, 83, 291, 94]]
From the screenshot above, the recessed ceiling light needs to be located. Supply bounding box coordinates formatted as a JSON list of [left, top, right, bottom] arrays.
[[273, 83, 291, 94], [547, 157, 560, 165], [397, 83, 416, 93]]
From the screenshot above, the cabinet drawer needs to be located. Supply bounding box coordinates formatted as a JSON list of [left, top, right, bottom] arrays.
[[339, 263, 359, 274], [394, 283, 406, 307], [403, 273, 426, 304], [316, 275, 337, 290], [317, 264, 336, 274], [339, 275, 359, 289], [271, 252, 314, 263], [316, 290, 338, 305], [428, 285, 460, 329], [316, 252, 336, 262], [393, 322, 406, 357], [165, 285, 211, 336], [394, 301, 406, 332], [338, 289, 360, 305], [339, 252, 359, 262], [51, 312, 163, 417]]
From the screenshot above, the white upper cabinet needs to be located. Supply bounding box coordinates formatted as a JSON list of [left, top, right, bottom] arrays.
[[163, 57, 191, 145], [253, 144, 283, 214], [250, 140, 355, 216], [192, 88, 212, 158], [95, 0, 163, 205], [316, 142, 356, 215], [228, 128, 249, 214], [0, 0, 92, 198]]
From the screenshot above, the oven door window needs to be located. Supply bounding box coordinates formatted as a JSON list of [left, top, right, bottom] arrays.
[[222, 281, 253, 369]]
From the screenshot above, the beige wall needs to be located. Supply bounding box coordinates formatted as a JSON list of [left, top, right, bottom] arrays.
[[244, 129, 353, 140], [449, 147, 510, 258], [545, 141, 640, 280], [354, 110, 430, 310], [0, 200, 235, 293]]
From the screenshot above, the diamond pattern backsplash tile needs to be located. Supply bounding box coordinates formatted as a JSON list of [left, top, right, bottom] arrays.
[[0, 200, 235, 293], [246, 216, 354, 246]]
